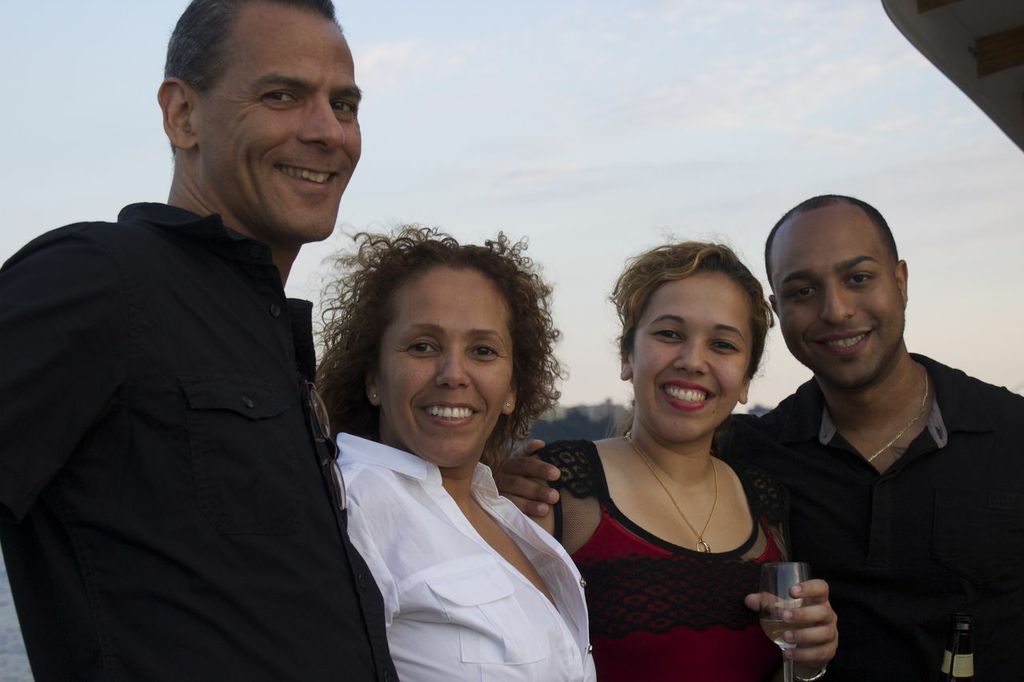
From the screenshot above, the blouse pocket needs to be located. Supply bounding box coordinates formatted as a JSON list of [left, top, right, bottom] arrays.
[[180, 376, 301, 536], [932, 485, 1024, 585], [426, 562, 549, 665]]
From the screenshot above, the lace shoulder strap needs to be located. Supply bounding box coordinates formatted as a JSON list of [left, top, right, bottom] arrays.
[[537, 440, 604, 552], [537, 439, 601, 500]]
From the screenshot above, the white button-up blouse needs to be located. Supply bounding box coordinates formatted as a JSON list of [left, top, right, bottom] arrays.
[[337, 433, 596, 682]]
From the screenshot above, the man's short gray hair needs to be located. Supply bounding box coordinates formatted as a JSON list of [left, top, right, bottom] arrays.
[[165, 0, 340, 92]]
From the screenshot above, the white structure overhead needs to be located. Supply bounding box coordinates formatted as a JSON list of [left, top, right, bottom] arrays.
[[883, 0, 1024, 151]]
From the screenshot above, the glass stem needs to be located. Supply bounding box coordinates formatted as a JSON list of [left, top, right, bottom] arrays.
[[783, 655, 794, 682]]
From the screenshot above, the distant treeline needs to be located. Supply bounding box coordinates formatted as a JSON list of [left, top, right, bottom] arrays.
[[529, 401, 772, 442], [529, 403, 627, 442]]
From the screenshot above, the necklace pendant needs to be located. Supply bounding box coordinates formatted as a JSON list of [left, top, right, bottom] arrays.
[[696, 539, 711, 553]]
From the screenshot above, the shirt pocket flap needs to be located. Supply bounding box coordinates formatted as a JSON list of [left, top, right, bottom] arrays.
[[180, 376, 289, 420], [178, 375, 300, 536], [426, 566, 515, 607], [419, 560, 548, 665]]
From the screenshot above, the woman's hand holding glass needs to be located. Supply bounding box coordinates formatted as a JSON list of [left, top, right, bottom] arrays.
[[745, 567, 838, 681]]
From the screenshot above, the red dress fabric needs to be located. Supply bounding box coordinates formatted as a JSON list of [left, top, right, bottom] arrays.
[[540, 440, 787, 682]]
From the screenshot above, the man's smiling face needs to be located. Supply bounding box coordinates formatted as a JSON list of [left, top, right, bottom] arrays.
[[768, 202, 909, 391], [185, 2, 361, 254]]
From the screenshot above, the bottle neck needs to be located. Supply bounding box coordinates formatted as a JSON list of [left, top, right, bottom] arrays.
[[939, 614, 974, 681]]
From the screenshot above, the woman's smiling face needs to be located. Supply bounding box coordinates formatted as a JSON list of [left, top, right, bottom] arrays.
[[622, 271, 753, 449], [367, 266, 516, 473]]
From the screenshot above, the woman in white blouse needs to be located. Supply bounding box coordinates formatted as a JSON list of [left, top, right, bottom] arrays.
[[317, 226, 595, 681]]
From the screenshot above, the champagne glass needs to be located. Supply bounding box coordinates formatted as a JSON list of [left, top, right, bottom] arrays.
[[759, 562, 810, 682]]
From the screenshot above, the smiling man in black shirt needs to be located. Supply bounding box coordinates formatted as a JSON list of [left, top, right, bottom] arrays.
[[723, 195, 1024, 681], [0, 1, 396, 680]]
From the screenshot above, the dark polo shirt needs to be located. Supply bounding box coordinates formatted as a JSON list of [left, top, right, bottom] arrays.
[[0, 204, 396, 681], [725, 354, 1024, 681]]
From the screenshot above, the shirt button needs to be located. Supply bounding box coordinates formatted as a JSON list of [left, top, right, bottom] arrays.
[[587, 644, 593, 654], [269, 303, 282, 318], [356, 569, 367, 589], [241, 396, 255, 409], [249, 245, 263, 260], [579, 577, 587, 588]]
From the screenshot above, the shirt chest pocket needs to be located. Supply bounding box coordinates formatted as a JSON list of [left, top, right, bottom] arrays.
[[932, 486, 1024, 585], [425, 563, 549, 665], [181, 376, 302, 536]]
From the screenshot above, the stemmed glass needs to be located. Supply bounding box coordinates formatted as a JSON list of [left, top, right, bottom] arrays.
[[759, 562, 810, 682]]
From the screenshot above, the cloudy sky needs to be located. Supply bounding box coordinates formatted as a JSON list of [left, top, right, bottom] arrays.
[[3, 0, 1023, 410]]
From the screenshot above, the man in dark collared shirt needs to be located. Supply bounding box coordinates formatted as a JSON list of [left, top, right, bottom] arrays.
[[0, 1, 396, 680], [725, 195, 1024, 681]]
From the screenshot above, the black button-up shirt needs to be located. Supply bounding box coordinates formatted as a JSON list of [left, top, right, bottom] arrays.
[[0, 204, 396, 681], [724, 354, 1024, 681]]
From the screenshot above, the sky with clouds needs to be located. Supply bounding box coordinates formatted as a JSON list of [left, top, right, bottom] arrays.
[[3, 0, 1023, 410]]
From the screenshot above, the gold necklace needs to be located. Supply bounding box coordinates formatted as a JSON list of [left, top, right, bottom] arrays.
[[625, 433, 718, 553], [866, 373, 930, 463]]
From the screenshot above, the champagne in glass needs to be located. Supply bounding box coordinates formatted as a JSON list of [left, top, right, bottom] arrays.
[[759, 562, 810, 682]]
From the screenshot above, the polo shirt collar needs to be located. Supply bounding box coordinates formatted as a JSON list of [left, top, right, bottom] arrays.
[[120, 202, 233, 239], [776, 353, 994, 446], [118, 202, 275, 264]]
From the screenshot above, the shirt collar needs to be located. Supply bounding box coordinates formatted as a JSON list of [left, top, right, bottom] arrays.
[[914, 353, 995, 435], [336, 433, 443, 487], [778, 353, 994, 446], [335, 433, 501, 494], [118, 202, 275, 265], [818, 395, 949, 448], [470, 462, 501, 503]]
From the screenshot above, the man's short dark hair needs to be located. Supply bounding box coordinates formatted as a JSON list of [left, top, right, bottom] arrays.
[[165, 0, 339, 92], [764, 194, 899, 286]]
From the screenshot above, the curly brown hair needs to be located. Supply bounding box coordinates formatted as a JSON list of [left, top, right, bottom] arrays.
[[611, 241, 775, 379], [317, 225, 563, 464]]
